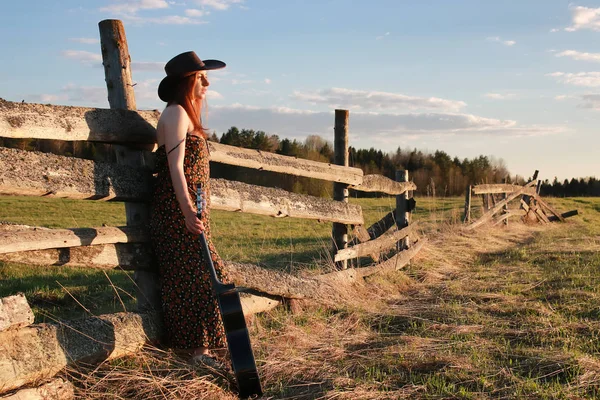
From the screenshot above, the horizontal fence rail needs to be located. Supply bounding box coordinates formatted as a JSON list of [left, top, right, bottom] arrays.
[[0, 98, 160, 144], [472, 183, 536, 195]]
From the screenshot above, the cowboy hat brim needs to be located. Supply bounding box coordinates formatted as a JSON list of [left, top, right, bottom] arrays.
[[158, 59, 226, 102]]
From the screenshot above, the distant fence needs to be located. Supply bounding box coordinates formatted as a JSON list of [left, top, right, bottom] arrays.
[[0, 20, 423, 396], [463, 172, 578, 229]]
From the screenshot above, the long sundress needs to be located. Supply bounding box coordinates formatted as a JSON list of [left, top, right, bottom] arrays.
[[149, 132, 230, 350]]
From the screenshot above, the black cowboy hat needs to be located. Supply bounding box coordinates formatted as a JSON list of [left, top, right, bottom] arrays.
[[157, 51, 226, 102]]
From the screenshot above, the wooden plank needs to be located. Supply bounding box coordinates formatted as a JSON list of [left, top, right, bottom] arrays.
[[365, 211, 396, 240], [352, 225, 371, 243], [0, 98, 159, 144], [493, 209, 526, 226], [0, 311, 162, 395], [533, 201, 550, 224], [465, 179, 538, 231], [0, 294, 34, 332], [548, 209, 578, 222], [208, 141, 363, 186], [351, 224, 379, 262], [0, 146, 152, 201], [349, 175, 416, 195], [0, 243, 153, 271], [0, 226, 147, 254], [320, 239, 427, 284], [334, 223, 416, 262], [533, 195, 566, 222], [211, 179, 364, 225], [472, 184, 536, 195], [1, 378, 74, 400]]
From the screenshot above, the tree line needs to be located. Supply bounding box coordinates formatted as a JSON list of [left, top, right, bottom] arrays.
[[211, 127, 514, 197], [540, 177, 600, 197]]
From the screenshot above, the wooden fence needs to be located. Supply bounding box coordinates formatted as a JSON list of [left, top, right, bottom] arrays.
[[463, 171, 578, 229], [0, 20, 423, 396]]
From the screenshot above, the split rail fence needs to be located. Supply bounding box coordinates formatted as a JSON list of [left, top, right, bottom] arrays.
[[463, 171, 578, 230], [0, 20, 422, 397]]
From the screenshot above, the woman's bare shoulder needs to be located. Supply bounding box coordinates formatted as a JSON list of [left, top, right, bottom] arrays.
[[160, 104, 188, 122]]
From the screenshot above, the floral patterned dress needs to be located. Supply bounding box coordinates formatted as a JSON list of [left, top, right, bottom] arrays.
[[150, 132, 229, 350]]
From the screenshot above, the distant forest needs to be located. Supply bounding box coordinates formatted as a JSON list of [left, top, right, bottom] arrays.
[[210, 127, 599, 198], [1, 128, 597, 198]]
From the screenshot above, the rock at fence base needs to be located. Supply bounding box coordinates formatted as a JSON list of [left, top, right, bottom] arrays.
[[1, 378, 74, 400], [0, 293, 34, 332]]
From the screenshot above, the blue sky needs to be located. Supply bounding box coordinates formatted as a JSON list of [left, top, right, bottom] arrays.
[[1, 1, 599, 181]]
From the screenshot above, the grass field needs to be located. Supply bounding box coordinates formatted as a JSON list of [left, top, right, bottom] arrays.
[[1, 194, 599, 399]]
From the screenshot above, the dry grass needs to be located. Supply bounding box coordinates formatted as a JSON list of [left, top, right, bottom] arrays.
[[67, 346, 238, 400]]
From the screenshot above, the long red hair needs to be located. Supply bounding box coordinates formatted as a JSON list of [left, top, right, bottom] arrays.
[[167, 72, 206, 138]]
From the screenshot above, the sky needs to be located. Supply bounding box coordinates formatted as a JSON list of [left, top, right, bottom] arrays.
[[0, 1, 599, 182]]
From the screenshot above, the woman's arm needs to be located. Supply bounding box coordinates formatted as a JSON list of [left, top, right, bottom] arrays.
[[162, 105, 205, 235]]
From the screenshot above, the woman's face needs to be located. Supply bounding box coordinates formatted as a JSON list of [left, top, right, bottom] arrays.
[[194, 71, 209, 100]]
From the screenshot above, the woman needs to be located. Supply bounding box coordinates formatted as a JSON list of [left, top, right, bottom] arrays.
[[150, 51, 229, 365]]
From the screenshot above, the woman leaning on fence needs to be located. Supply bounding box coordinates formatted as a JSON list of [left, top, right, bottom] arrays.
[[149, 51, 230, 367]]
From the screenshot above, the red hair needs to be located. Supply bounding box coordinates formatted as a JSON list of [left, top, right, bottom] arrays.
[[167, 72, 206, 138]]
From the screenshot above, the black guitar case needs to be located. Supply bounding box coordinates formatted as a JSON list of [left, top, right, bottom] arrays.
[[196, 186, 263, 399]]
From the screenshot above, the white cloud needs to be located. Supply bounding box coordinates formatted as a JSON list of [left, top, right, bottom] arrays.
[[292, 87, 467, 112], [207, 90, 223, 99], [27, 94, 65, 104], [100, 0, 206, 25], [69, 37, 100, 44], [565, 6, 600, 32], [484, 93, 516, 100], [550, 28, 560, 33], [556, 50, 600, 62], [264, 78, 272, 84], [185, 8, 207, 17], [100, 0, 169, 15], [546, 71, 600, 87], [194, 0, 244, 10], [487, 36, 516, 46], [125, 15, 205, 24], [376, 32, 390, 40], [61, 50, 102, 65]]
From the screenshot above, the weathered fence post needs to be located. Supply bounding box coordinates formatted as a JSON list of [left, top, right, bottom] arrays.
[[463, 185, 472, 223], [99, 20, 136, 110], [396, 170, 410, 249], [332, 109, 349, 270], [99, 19, 160, 312], [502, 178, 508, 226]]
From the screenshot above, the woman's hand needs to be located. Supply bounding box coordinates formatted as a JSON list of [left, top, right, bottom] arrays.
[[184, 208, 205, 235]]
